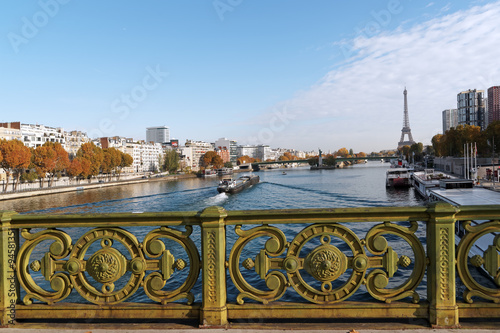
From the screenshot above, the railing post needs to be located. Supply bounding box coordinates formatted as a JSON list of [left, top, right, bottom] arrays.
[[0, 211, 18, 327], [199, 206, 228, 327], [427, 203, 459, 328]]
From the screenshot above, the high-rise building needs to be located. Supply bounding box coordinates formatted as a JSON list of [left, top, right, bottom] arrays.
[[442, 109, 458, 134], [488, 86, 500, 125], [457, 89, 485, 130], [146, 126, 170, 144], [214, 138, 238, 165]]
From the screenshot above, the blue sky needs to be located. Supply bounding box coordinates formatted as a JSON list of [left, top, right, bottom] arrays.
[[1, 0, 500, 153]]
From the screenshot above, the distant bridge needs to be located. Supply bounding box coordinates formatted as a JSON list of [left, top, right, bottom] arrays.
[[249, 156, 398, 170]]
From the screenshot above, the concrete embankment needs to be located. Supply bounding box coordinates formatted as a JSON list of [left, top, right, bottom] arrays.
[[0, 174, 197, 201]]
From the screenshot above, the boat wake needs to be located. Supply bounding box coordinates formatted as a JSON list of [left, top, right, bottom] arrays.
[[262, 181, 387, 206], [203, 192, 229, 206]]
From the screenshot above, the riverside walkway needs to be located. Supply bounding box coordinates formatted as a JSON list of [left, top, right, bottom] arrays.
[[2, 204, 500, 330]]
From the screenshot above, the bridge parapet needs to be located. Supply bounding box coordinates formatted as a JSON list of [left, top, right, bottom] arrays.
[[1, 204, 499, 328]]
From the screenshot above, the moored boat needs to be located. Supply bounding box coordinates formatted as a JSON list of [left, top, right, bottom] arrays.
[[198, 169, 217, 177], [411, 169, 454, 199], [385, 168, 411, 187], [217, 175, 259, 194]]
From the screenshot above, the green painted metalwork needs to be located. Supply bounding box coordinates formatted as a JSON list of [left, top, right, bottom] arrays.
[[1, 203, 500, 328]]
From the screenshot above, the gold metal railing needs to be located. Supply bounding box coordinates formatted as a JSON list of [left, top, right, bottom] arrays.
[[1, 203, 500, 328]]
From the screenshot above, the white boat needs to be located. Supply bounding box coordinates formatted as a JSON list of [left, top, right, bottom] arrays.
[[386, 168, 411, 187], [411, 169, 455, 199]]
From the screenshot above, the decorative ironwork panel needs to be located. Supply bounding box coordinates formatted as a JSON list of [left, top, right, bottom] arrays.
[[456, 220, 500, 303], [230, 221, 425, 304], [16, 226, 200, 305]]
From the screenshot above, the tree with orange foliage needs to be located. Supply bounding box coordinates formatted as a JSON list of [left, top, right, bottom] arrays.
[[32, 145, 56, 188], [0, 139, 31, 191], [117, 152, 133, 179], [101, 148, 122, 181], [79, 158, 92, 181], [278, 155, 289, 161], [280, 152, 297, 161], [202, 151, 224, 169], [76, 142, 104, 182], [336, 147, 349, 157], [67, 158, 83, 183], [237, 155, 255, 165], [32, 142, 69, 187]]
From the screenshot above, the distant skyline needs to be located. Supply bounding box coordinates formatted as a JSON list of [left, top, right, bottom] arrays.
[[2, 1, 500, 153]]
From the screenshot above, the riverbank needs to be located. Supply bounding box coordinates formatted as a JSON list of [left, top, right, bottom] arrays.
[[0, 173, 197, 202]]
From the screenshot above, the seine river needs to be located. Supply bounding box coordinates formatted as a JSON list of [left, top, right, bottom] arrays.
[[6, 161, 425, 214], [12, 162, 442, 305]]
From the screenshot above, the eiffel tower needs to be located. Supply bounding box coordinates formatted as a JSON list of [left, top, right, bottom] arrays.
[[398, 87, 415, 148]]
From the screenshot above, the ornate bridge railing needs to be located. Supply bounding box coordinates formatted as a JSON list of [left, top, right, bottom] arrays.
[[1, 203, 500, 328]]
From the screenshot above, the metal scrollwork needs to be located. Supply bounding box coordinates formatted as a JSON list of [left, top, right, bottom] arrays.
[[16, 225, 199, 306], [16, 228, 73, 305], [287, 224, 366, 304], [230, 221, 424, 305], [364, 221, 424, 303], [68, 228, 145, 304], [142, 226, 200, 305], [456, 220, 500, 303], [229, 225, 288, 304]]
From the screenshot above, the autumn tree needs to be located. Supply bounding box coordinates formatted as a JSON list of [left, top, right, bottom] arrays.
[[118, 152, 133, 179], [278, 154, 289, 161], [237, 155, 255, 165], [202, 151, 224, 169], [162, 149, 179, 173], [67, 158, 83, 183], [0, 139, 31, 191], [45, 142, 69, 187], [101, 148, 122, 181], [32, 145, 55, 188], [336, 148, 349, 157], [432, 124, 488, 157], [280, 152, 297, 161], [76, 142, 104, 182]]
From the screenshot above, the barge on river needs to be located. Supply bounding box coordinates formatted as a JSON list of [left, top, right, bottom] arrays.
[[217, 175, 259, 194]]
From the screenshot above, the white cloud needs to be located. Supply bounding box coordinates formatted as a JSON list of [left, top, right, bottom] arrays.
[[251, 1, 500, 153]]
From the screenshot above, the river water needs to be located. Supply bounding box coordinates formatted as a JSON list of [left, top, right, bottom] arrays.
[[5, 161, 425, 214], [12, 162, 438, 304]]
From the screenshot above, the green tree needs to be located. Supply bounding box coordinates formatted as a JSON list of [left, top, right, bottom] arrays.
[[323, 154, 336, 166], [224, 161, 233, 168], [162, 149, 180, 173]]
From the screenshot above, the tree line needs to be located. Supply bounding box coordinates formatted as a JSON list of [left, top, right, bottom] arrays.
[[0, 139, 133, 192], [432, 122, 500, 157]]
